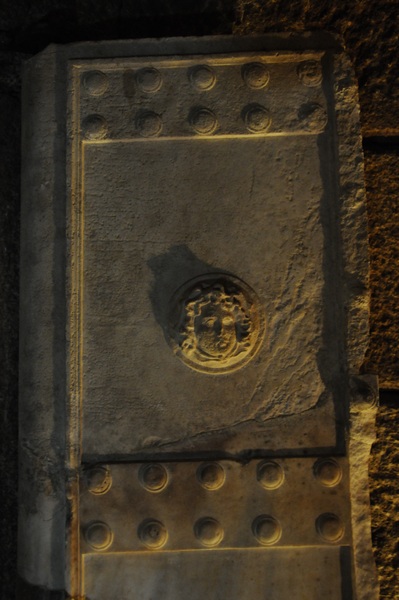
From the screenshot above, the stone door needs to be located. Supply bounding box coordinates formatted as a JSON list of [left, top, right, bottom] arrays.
[[19, 36, 378, 599]]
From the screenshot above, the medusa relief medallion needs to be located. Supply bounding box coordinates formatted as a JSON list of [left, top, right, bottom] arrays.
[[168, 274, 265, 374]]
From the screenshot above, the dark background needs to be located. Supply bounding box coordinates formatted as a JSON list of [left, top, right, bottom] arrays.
[[1, 1, 398, 598]]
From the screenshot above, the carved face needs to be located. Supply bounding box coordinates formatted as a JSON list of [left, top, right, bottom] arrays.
[[169, 274, 265, 374], [194, 304, 237, 359]]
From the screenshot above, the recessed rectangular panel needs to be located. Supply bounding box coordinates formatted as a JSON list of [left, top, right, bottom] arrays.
[[79, 54, 336, 458], [83, 547, 347, 600]]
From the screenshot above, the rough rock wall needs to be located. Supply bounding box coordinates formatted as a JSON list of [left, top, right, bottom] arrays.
[[0, 1, 397, 598]]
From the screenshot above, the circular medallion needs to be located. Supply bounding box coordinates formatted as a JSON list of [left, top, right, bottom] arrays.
[[168, 274, 265, 374]]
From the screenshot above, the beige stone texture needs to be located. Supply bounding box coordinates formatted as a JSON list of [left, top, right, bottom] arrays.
[[19, 35, 378, 600], [0, 3, 394, 600]]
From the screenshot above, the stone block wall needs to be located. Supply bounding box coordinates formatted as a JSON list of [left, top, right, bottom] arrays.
[[0, 1, 397, 598]]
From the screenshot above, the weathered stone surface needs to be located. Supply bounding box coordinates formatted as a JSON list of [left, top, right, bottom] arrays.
[[0, 3, 395, 600], [369, 392, 399, 599], [84, 548, 348, 599], [233, 1, 399, 135], [80, 458, 351, 551], [363, 150, 399, 388], [19, 35, 378, 600], [2, 1, 399, 133]]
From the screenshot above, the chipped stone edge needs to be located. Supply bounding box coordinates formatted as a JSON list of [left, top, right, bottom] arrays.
[[348, 375, 380, 600], [332, 50, 370, 373], [332, 50, 379, 599]]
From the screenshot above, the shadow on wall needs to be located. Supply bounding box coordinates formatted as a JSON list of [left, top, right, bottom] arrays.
[[147, 244, 234, 343]]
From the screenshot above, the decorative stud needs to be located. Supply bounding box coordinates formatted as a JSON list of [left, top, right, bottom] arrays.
[[189, 65, 216, 91], [242, 104, 271, 133], [252, 515, 281, 545], [136, 68, 163, 93], [82, 70, 108, 96], [139, 463, 169, 492], [242, 62, 270, 89], [189, 107, 218, 135], [85, 465, 112, 495], [197, 462, 225, 490], [138, 519, 168, 549], [257, 460, 284, 489], [82, 114, 108, 140], [297, 60, 322, 87], [316, 513, 344, 542], [194, 517, 224, 547], [135, 110, 163, 137], [313, 458, 342, 487], [84, 521, 113, 551]]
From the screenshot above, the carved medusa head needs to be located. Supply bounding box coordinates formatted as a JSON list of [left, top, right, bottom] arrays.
[[169, 275, 265, 374]]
